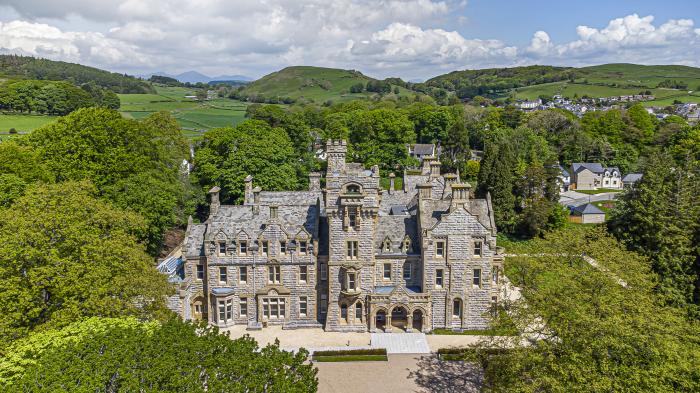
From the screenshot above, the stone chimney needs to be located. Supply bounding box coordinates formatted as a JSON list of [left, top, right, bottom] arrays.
[[429, 160, 441, 178], [208, 186, 221, 217], [269, 205, 278, 219], [244, 175, 253, 205], [389, 173, 396, 194], [417, 183, 432, 202], [422, 156, 434, 175], [450, 183, 471, 211], [252, 186, 261, 215], [309, 172, 321, 192]]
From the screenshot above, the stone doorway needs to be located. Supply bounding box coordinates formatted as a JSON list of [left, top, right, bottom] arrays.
[[391, 306, 408, 330], [412, 310, 423, 332], [376, 310, 387, 331]]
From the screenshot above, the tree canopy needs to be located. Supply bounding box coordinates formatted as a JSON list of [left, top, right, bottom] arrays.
[[0, 181, 172, 345], [3, 317, 317, 392]]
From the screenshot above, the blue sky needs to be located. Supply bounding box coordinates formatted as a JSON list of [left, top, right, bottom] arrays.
[[0, 0, 698, 80], [460, 0, 699, 45]]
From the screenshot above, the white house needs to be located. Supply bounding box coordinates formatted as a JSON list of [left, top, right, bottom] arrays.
[[570, 163, 623, 191]]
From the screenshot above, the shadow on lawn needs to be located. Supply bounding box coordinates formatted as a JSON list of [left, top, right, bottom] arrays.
[[407, 354, 482, 393]]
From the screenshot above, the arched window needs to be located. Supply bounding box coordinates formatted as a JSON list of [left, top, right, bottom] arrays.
[[346, 184, 361, 194], [453, 298, 462, 318]]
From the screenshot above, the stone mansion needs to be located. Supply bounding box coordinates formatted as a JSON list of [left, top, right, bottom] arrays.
[[169, 140, 504, 333]]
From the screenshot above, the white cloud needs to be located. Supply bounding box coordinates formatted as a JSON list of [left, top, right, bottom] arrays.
[[0, 4, 698, 79]]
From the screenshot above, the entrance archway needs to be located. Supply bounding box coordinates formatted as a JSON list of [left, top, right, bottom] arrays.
[[376, 310, 387, 331], [412, 309, 423, 332], [391, 306, 408, 330]]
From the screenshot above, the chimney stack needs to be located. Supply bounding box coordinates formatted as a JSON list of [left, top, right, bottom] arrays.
[[417, 183, 432, 202], [309, 172, 321, 192], [253, 186, 261, 215], [429, 160, 441, 178], [244, 175, 253, 205], [450, 183, 471, 211], [208, 186, 221, 217]]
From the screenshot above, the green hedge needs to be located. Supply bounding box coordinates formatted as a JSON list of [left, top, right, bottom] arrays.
[[313, 348, 386, 357], [313, 354, 388, 362]]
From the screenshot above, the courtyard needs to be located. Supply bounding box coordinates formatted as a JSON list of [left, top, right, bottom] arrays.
[[316, 354, 482, 393]]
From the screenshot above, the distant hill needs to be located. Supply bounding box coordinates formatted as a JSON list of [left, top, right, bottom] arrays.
[[150, 71, 253, 84], [234, 66, 416, 103], [423, 63, 700, 103], [0, 54, 153, 94]]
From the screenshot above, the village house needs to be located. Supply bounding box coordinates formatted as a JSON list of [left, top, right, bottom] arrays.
[[570, 163, 623, 191], [622, 173, 643, 188], [407, 143, 440, 163], [166, 140, 503, 333]]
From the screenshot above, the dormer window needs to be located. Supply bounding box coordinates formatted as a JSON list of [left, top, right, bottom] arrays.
[[383, 239, 391, 253], [403, 237, 412, 253], [239, 241, 248, 255], [299, 240, 308, 255]]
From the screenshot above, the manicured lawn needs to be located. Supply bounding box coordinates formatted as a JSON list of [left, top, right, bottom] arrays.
[[313, 354, 388, 362], [574, 188, 621, 195]]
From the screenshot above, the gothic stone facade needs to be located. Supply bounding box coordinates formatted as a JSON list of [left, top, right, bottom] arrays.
[[171, 140, 503, 332]]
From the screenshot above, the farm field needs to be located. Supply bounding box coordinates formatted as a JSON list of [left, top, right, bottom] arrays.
[[0, 114, 57, 140], [514, 82, 693, 101], [118, 86, 249, 137]]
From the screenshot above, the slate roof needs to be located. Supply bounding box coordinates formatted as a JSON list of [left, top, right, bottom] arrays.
[[559, 165, 570, 178], [184, 192, 320, 258], [258, 191, 321, 206], [622, 173, 643, 183], [410, 144, 435, 156], [572, 203, 604, 215], [572, 162, 605, 174]]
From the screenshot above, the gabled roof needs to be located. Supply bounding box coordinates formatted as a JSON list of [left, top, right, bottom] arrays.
[[409, 144, 435, 155], [622, 173, 643, 183], [559, 165, 570, 177], [572, 163, 604, 174], [572, 203, 604, 215]]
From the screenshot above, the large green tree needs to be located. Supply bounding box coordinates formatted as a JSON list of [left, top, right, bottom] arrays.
[[194, 120, 303, 203], [608, 151, 700, 314], [6, 317, 317, 392], [23, 108, 192, 254], [0, 181, 172, 344], [470, 227, 700, 392]]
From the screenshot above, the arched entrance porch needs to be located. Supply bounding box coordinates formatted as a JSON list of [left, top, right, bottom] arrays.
[[390, 306, 408, 330], [375, 310, 387, 331]]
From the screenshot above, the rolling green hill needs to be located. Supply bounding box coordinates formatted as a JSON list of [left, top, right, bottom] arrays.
[[235, 66, 416, 103], [425, 63, 700, 105], [0, 54, 154, 94]]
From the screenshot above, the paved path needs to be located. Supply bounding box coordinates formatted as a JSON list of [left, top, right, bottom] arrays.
[[559, 190, 620, 207], [317, 354, 481, 393], [371, 333, 431, 354]]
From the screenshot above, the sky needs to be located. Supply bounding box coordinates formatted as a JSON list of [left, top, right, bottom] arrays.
[[0, 0, 699, 81]]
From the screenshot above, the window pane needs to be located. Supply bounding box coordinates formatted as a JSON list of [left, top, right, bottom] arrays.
[[240, 267, 247, 282], [355, 303, 362, 319], [383, 263, 391, 279], [219, 267, 227, 282], [403, 263, 411, 279], [473, 269, 481, 286], [240, 298, 247, 316]]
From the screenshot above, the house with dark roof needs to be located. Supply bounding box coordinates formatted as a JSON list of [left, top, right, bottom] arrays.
[[170, 141, 503, 333], [570, 163, 623, 190], [570, 203, 606, 224], [407, 143, 440, 163], [622, 173, 643, 188]]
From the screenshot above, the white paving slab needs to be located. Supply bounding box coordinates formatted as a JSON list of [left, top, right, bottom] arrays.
[[370, 333, 430, 354]]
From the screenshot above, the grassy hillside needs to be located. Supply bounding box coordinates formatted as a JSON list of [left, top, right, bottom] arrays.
[[0, 54, 153, 94], [236, 66, 415, 103], [427, 63, 700, 105], [119, 86, 248, 138]]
